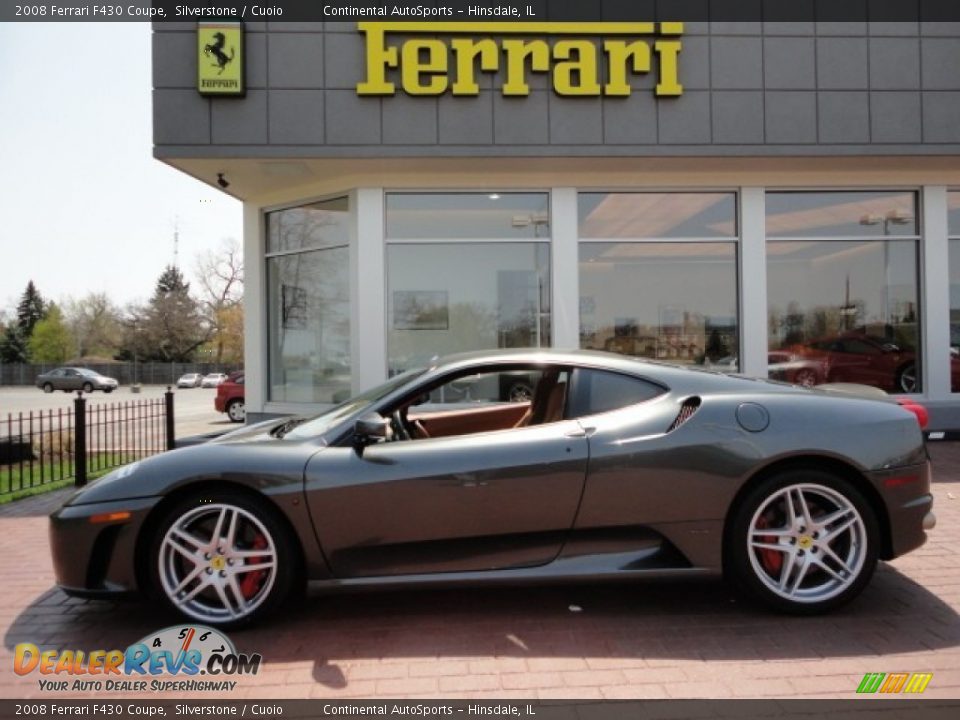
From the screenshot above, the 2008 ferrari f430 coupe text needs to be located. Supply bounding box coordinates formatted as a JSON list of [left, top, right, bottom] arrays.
[[50, 350, 935, 627]]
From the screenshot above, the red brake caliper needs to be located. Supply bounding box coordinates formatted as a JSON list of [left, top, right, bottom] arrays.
[[755, 515, 783, 574], [239, 534, 268, 599]]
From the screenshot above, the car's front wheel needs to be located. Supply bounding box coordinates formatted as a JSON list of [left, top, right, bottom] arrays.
[[42, 383, 53, 393], [226, 398, 245, 423], [148, 493, 297, 627], [727, 470, 879, 614]]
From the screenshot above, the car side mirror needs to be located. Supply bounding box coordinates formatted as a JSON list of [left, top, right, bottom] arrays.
[[353, 412, 390, 447]]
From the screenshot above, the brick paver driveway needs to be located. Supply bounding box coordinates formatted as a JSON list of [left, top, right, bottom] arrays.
[[1, 445, 958, 700]]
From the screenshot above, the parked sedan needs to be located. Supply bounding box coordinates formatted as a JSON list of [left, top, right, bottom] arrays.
[[201, 373, 229, 388], [36, 367, 118, 394], [50, 349, 934, 627], [176, 373, 203, 388]]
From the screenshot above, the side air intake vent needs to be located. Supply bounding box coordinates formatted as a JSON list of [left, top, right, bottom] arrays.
[[667, 397, 701, 433]]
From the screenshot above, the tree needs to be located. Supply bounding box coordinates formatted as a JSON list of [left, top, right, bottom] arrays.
[[28, 304, 72, 363], [63, 292, 123, 359], [0, 325, 28, 363], [195, 239, 244, 365], [16, 281, 45, 337], [136, 265, 206, 362]]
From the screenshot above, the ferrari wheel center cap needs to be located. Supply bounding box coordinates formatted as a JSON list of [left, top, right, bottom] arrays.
[[210, 555, 226, 571], [797, 535, 814, 550]]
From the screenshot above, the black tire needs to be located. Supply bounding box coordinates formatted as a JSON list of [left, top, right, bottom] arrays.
[[146, 491, 300, 629], [42, 383, 53, 393], [226, 398, 245, 423], [82, 382, 94, 393], [793, 369, 818, 388], [104, 388, 114, 394], [726, 469, 879, 614]]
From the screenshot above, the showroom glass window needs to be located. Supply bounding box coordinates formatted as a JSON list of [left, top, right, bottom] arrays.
[[949, 191, 960, 392], [766, 191, 920, 394], [265, 197, 351, 403], [385, 193, 551, 376], [577, 192, 740, 370]]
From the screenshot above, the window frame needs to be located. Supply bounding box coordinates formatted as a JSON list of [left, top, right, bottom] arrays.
[[576, 190, 742, 371], [764, 188, 923, 395], [264, 194, 352, 404]]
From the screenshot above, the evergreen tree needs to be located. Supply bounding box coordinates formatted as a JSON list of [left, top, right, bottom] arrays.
[[16, 280, 45, 337], [137, 265, 206, 362], [155, 265, 190, 297], [0, 325, 29, 363]]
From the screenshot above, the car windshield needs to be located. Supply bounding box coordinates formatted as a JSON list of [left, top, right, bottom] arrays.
[[284, 367, 428, 440]]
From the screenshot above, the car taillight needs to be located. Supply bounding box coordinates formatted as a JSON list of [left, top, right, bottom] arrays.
[[897, 399, 929, 430]]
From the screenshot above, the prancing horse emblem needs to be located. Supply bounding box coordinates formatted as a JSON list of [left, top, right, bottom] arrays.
[[204, 32, 235, 75]]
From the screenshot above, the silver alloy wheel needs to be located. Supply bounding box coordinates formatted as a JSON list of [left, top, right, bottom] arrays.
[[159, 503, 278, 623], [899, 365, 917, 393], [747, 483, 867, 604], [227, 400, 245, 422]]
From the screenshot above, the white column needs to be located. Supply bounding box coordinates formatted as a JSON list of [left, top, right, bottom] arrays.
[[551, 187, 580, 349], [739, 187, 768, 378], [351, 187, 387, 393], [922, 186, 950, 400], [242, 202, 266, 415]]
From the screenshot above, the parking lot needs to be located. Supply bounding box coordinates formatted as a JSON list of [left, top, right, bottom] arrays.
[[0, 384, 234, 441], [0, 438, 956, 700]]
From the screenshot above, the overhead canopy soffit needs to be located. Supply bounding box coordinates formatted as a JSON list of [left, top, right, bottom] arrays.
[[158, 155, 960, 204]]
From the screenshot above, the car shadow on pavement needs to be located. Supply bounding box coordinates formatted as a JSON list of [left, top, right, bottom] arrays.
[[5, 566, 958, 690]]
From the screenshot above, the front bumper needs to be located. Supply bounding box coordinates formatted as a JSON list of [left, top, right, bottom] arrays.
[[49, 496, 159, 597]]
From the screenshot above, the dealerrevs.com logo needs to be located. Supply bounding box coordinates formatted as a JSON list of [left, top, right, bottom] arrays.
[[14, 625, 261, 693]]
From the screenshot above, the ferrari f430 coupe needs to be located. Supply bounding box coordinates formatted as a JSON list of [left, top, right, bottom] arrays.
[[50, 350, 936, 627]]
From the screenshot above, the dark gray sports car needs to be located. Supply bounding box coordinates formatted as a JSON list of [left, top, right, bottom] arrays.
[[49, 349, 935, 627]]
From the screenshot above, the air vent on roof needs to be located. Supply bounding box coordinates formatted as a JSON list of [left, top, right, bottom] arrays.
[[667, 397, 701, 433]]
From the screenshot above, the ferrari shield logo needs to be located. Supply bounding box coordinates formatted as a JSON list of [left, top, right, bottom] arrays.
[[197, 22, 244, 96]]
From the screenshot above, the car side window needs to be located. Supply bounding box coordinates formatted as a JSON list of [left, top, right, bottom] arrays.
[[568, 369, 665, 418], [385, 366, 571, 443]]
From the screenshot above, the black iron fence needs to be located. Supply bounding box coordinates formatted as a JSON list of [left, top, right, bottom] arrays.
[[0, 390, 175, 500], [0, 362, 242, 387]]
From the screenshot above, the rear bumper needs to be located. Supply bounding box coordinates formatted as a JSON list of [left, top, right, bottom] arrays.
[[868, 460, 934, 560]]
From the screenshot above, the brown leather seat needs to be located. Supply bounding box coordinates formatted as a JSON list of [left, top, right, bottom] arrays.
[[515, 370, 566, 428]]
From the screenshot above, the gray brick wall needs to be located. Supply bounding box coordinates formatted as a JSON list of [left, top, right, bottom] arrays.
[[153, 22, 960, 156]]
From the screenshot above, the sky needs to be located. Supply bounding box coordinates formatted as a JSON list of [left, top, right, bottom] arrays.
[[0, 22, 242, 316]]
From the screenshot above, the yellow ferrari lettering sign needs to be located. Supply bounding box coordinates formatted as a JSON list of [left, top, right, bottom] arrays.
[[357, 22, 683, 98], [198, 22, 244, 96]]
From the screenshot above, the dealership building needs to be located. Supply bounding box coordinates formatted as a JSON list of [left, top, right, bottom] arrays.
[[152, 18, 960, 427]]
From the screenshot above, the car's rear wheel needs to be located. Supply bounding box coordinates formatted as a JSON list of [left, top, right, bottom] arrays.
[[897, 363, 917, 393], [226, 398, 245, 423], [728, 470, 878, 614], [42, 383, 53, 393], [82, 382, 94, 393], [148, 493, 297, 628], [793, 369, 818, 388]]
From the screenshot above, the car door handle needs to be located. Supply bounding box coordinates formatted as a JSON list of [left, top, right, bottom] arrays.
[[565, 426, 596, 438]]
